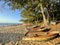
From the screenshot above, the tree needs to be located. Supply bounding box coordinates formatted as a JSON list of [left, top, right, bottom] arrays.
[[21, 6, 43, 24], [49, 0, 60, 21], [21, 9, 35, 24], [2, 0, 60, 26]]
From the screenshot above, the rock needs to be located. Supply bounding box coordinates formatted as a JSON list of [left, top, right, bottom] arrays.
[[50, 21, 56, 25]]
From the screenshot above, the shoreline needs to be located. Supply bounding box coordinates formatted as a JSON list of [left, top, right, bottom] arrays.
[[0, 24, 26, 43], [0, 23, 59, 45]]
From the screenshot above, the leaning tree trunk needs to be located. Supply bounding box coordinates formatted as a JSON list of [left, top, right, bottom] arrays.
[[40, 3, 48, 27], [46, 9, 50, 24]]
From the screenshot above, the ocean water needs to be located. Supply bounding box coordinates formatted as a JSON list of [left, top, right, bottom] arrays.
[[0, 23, 21, 26]]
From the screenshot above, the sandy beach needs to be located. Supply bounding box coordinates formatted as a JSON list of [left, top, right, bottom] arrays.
[[0, 25, 28, 45], [20, 23, 60, 45], [0, 24, 60, 45]]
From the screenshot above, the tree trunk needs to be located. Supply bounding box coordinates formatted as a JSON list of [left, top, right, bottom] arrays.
[[36, 15, 38, 25], [40, 3, 48, 27], [46, 9, 50, 24]]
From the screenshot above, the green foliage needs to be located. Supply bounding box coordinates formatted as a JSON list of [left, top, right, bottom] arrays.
[[2, 0, 60, 24], [21, 8, 43, 24]]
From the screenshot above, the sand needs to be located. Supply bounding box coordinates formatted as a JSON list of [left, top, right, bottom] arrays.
[[20, 23, 60, 45], [0, 25, 27, 45], [0, 23, 60, 45]]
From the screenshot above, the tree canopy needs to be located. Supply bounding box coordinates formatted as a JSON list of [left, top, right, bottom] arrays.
[[2, 0, 60, 25]]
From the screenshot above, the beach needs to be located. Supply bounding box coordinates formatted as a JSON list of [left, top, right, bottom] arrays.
[[0, 25, 28, 45], [0, 24, 60, 45]]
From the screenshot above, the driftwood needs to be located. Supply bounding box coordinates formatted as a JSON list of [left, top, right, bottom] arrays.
[[27, 27, 50, 32], [22, 33, 58, 41], [22, 30, 60, 41]]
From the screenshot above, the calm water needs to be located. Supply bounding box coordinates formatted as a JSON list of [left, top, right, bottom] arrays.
[[0, 23, 21, 26]]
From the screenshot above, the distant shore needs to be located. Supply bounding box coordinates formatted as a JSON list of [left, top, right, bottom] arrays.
[[0, 23, 22, 27]]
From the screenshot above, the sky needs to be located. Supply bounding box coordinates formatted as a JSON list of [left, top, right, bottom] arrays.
[[0, 1, 22, 23]]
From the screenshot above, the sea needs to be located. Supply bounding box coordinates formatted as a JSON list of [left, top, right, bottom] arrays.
[[0, 23, 21, 26]]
